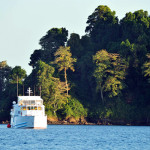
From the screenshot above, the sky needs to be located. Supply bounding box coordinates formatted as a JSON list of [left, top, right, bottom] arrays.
[[0, 0, 150, 75]]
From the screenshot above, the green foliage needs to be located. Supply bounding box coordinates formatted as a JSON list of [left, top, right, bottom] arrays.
[[48, 77, 68, 115], [53, 46, 77, 95], [29, 28, 68, 67], [25, 60, 55, 101], [0, 61, 11, 94], [143, 54, 150, 83], [54, 46, 77, 72], [26, 60, 69, 117], [120, 10, 150, 43], [93, 50, 127, 102], [39, 28, 68, 51], [59, 97, 87, 119], [86, 5, 119, 50], [9, 66, 26, 84], [29, 49, 43, 68], [67, 33, 84, 58]]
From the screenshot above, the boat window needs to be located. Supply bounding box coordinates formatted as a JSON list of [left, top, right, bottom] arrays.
[[31, 100, 35, 105], [27, 106, 30, 110], [23, 107, 26, 110], [38, 107, 42, 110], [24, 100, 30, 106], [36, 100, 43, 106]]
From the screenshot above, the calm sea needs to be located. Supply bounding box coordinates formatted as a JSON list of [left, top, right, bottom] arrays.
[[0, 125, 150, 150]]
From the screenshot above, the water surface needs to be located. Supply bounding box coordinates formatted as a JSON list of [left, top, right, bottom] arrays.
[[0, 125, 150, 150]]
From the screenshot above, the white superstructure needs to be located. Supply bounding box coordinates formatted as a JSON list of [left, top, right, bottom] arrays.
[[10, 88, 47, 129]]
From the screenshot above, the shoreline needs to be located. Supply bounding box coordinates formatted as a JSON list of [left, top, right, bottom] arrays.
[[1, 119, 150, 126], [1, 123, 150, 126]]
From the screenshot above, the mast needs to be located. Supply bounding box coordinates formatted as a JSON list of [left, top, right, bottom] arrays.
[[27, 87, 33, 96]]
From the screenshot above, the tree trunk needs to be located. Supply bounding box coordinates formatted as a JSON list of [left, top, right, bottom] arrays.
[[17, 76, 18, 96], [64, 67, 68, 96], [100, 84, 104, 103]]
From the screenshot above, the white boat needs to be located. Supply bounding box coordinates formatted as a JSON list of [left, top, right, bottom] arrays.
[[10, 88, 47, 129]]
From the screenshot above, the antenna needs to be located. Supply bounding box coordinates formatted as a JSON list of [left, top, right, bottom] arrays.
[[27, 87, 33, 96]]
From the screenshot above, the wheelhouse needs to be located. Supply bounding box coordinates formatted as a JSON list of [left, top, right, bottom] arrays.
[[16, 96, 45, 116]]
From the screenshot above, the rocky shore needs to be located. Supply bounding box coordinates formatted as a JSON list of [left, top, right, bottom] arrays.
[[47, 117, 95, 125], [47, 117, 150, 126], [1, 117, 150, 126]]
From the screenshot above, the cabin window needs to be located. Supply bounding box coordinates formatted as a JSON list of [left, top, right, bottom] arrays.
[[23, 100, 30, 105], [31, 100, 35, 105], [23, 107, 26, 110], [21, 107, 26, 110], [27, 106, 30, 110], [36, 100, 43, 106], [38, 107, 42, 110]]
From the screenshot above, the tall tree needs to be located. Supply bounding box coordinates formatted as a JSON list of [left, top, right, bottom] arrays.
[[50, 77, 67, 114], [93, 50, 127, 102], [53, 46, 77, 96], [120, 10, 150, 43], [9, 66, 26, 84], [29, 49, 43, 68], [67, 33, 84, 58], [0, 61, 11, 96], [29, 28, 68, 67], [26, 60, 55, 99], [143, 54, 150, 83], [26, 60, 68, 115], [39, 28, 68, 51], [85, 5, 119, 50]]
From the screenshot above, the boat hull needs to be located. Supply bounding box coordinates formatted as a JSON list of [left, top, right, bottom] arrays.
[[11, 116, 47, 129]]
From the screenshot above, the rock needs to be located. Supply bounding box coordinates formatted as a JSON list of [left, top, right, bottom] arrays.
[[79, 117, 87, 125], [47, 117, 58, 124], [67, 117, 78, 124]]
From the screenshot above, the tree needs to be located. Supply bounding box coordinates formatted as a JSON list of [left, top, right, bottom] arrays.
[[26, 60, 68, 115], [40, 28, 68, 52], [9, 66, 26, 84], [26, 60, 55, 99], [0, 61, 11, 95], [29, 28, 68, 67], [85, 5, 119, 50], [29, 49, 43, 68], [120, 10, 150, 43], [93, 50, 126, 102], [50, 77, 67, 114], [143, 54, 150, 83], [53, 46, 77, 96], [67, 33, 84, 58]]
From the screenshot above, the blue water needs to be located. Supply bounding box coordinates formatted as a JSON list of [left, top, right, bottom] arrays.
[[0, 125, 150, 150]]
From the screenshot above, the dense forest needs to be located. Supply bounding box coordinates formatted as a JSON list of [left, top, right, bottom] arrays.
[[1, 5, 150, 125]]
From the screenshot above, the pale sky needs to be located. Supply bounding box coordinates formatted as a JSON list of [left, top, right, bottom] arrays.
[[0, 0, 150, 75]]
